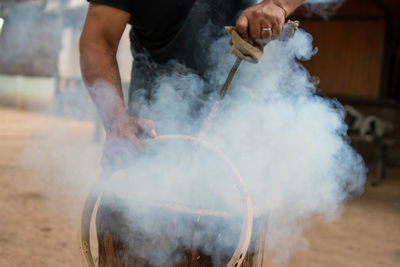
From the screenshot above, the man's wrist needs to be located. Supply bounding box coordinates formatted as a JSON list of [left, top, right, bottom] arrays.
[[104, 106, 131, 133], [270, 0, 305, 17], [272, 0, 288, 18]]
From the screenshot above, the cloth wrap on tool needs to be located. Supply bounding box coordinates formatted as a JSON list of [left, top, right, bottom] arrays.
[[225, 20, 299, 63]]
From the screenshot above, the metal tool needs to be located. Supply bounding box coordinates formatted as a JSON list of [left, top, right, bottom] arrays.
[[199, 20, 299, 139], [199, 57, 242, 139]]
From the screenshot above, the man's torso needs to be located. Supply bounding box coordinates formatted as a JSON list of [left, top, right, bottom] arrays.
[[90, 0, 253, 65]]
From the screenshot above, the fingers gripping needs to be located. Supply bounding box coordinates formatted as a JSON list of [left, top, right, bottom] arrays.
[[236, 15, 249, 42], [226, 20, 299, 63], [260, 22, 273, 40], [137, 118, 157, 138], [226, 26, 263, 64]]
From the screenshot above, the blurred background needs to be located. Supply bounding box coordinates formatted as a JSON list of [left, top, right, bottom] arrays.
[[0, 0, 399, 266], [293, 0, 400, 180], [0, 0, 133, 112]]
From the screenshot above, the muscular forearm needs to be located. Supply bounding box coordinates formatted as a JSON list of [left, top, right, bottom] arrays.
[[79, 2, 131, 133], [80, 2, 156, 168], [80, 41, 129, 132]]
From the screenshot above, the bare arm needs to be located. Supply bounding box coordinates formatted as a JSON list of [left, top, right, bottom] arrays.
[[80, 2, 129, 130], [80, 3, 155, 167]]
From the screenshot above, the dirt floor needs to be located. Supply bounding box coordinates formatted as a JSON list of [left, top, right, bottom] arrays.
[[0, 106, 399, 267]]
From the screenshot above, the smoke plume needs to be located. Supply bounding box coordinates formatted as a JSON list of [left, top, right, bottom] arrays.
[[15, 0, 366, 266], [101, 27, 365, 265]]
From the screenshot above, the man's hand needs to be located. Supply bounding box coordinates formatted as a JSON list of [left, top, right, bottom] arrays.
[[236, 0, 304, 43], [102, 114, 156, 168], [80, 3, 153, 169], [237, 1, 286, 43]]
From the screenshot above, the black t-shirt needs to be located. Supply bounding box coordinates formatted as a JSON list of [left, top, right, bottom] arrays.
[[88, 0, 254, 117], [89, 0, 253, 67], [89, 0, 195, 62]]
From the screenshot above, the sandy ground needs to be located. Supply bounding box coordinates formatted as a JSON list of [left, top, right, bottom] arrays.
[[0, 106, 399, 267]]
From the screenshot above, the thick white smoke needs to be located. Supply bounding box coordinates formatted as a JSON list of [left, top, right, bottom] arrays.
[[95, 27, 366, 265], [16, 1, 365, 266], [20, 27, 365, 267]]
